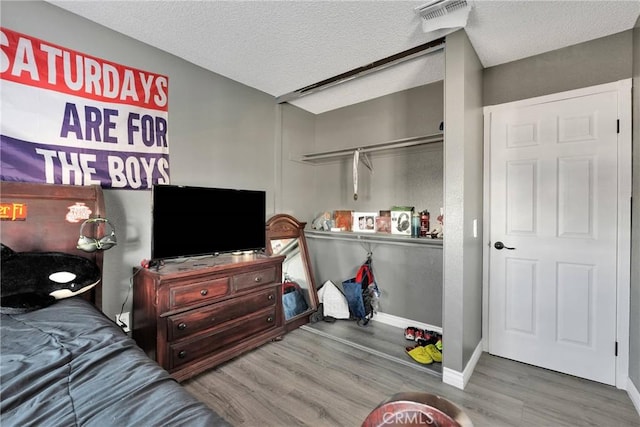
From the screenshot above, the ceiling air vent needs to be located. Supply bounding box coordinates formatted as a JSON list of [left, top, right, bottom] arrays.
[[414, 0, 472, 33]]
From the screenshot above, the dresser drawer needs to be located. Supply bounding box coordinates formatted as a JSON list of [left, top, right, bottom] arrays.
[[169, 307, 278, 370], [167, 286, 278, 341], [169, 276, 230, 310], [232, 266, 277, 292]]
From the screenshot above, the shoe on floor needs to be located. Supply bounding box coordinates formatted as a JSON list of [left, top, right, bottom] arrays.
[[416, 338, 428, 347], [405, 345, 433, 365], [423, 332, 437, 345], [413, 329, 425, 342], [424, 344, 442, 363], [404, 326, 417, 340]]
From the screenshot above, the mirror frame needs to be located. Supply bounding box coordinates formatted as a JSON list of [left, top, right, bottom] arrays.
[[265, 213, 319, 332]]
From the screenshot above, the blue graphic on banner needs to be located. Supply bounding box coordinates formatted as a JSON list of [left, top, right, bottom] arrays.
[[1, 135, 169, 190]]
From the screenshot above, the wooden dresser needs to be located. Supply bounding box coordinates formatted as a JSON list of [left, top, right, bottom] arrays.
[[132, 253, 285, 382]]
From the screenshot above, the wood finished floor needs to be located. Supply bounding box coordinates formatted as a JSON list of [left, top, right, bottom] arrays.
[[302, 319, 442, 376], [182, 325, 639, 427]]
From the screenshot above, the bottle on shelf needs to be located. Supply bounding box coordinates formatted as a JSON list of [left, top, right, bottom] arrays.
[[411, 212, 421, 238], [420, 210, 430, 237]]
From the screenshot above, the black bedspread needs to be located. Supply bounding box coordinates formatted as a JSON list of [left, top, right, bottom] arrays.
[[1, 297, 229, 426]]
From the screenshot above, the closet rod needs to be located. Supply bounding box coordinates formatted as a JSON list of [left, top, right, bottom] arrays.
[[299, 133, 443, 162], [277, 37, 445, 104]]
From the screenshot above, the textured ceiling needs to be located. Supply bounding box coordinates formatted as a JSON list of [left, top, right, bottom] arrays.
[[47, 0, 640, 114]]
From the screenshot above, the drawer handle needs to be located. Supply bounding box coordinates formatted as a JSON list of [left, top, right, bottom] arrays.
[[177, 322, 187, 330], [266, 316, 274, 323], [178, 350, 187, 359], [267, 293, 274, 300], [200, 289, 208, 296], [254, 276, 262, 283]]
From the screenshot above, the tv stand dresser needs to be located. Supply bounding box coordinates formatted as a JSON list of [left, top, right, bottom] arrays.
[[132, 253, 285, 382]]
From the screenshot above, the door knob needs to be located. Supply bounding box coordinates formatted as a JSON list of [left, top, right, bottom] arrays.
[[494, 241, 515, 250]]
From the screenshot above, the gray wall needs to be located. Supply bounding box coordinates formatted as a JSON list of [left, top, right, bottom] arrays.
[[630, 18, 640, 394], [2, 1, 280, 320], [278, 104, 317, 221], [311, 82, 444, 218], [442, 30, 484, 374], [307, 237, 443, 326], [484, 30, 633, 106]]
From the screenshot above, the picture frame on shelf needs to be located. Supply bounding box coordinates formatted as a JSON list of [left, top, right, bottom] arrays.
[[333, 210, 353, 231], [352, 212, 377, 233], [375, 215, 391, 233]]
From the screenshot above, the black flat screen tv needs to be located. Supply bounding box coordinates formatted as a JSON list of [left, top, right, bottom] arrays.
[[151, 184, 266, 260]]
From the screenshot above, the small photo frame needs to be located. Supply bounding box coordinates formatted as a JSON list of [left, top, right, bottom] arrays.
[[352, 212, 377, 233], [333, 210, 353, 231], [375, 216, 391, 233]]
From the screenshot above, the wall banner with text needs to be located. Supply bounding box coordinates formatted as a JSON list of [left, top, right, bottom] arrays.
[[0, 28, 170, 189]]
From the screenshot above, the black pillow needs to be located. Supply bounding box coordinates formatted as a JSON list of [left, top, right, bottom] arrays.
[[1, 244, 101, 314]]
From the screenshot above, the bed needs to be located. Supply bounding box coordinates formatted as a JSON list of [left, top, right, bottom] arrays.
[[0, 181, 229, 426]]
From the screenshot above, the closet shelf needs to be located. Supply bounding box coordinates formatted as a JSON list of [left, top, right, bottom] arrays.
[[304, 229, 443, 248], [296, 132, 443, 163]]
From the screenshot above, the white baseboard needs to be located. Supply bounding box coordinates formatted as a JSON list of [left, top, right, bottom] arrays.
[[628, 377, 640, 416], [442, 367, 465, 390], [372, 312, 488, 390], [372, 311, 443, 334], [442, 340, 483, 390]]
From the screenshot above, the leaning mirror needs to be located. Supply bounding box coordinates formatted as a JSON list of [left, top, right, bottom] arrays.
[[265, 213, 319, 332]]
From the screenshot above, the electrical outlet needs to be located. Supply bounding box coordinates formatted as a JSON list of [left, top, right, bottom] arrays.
[[115, 311, 130, 333]]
